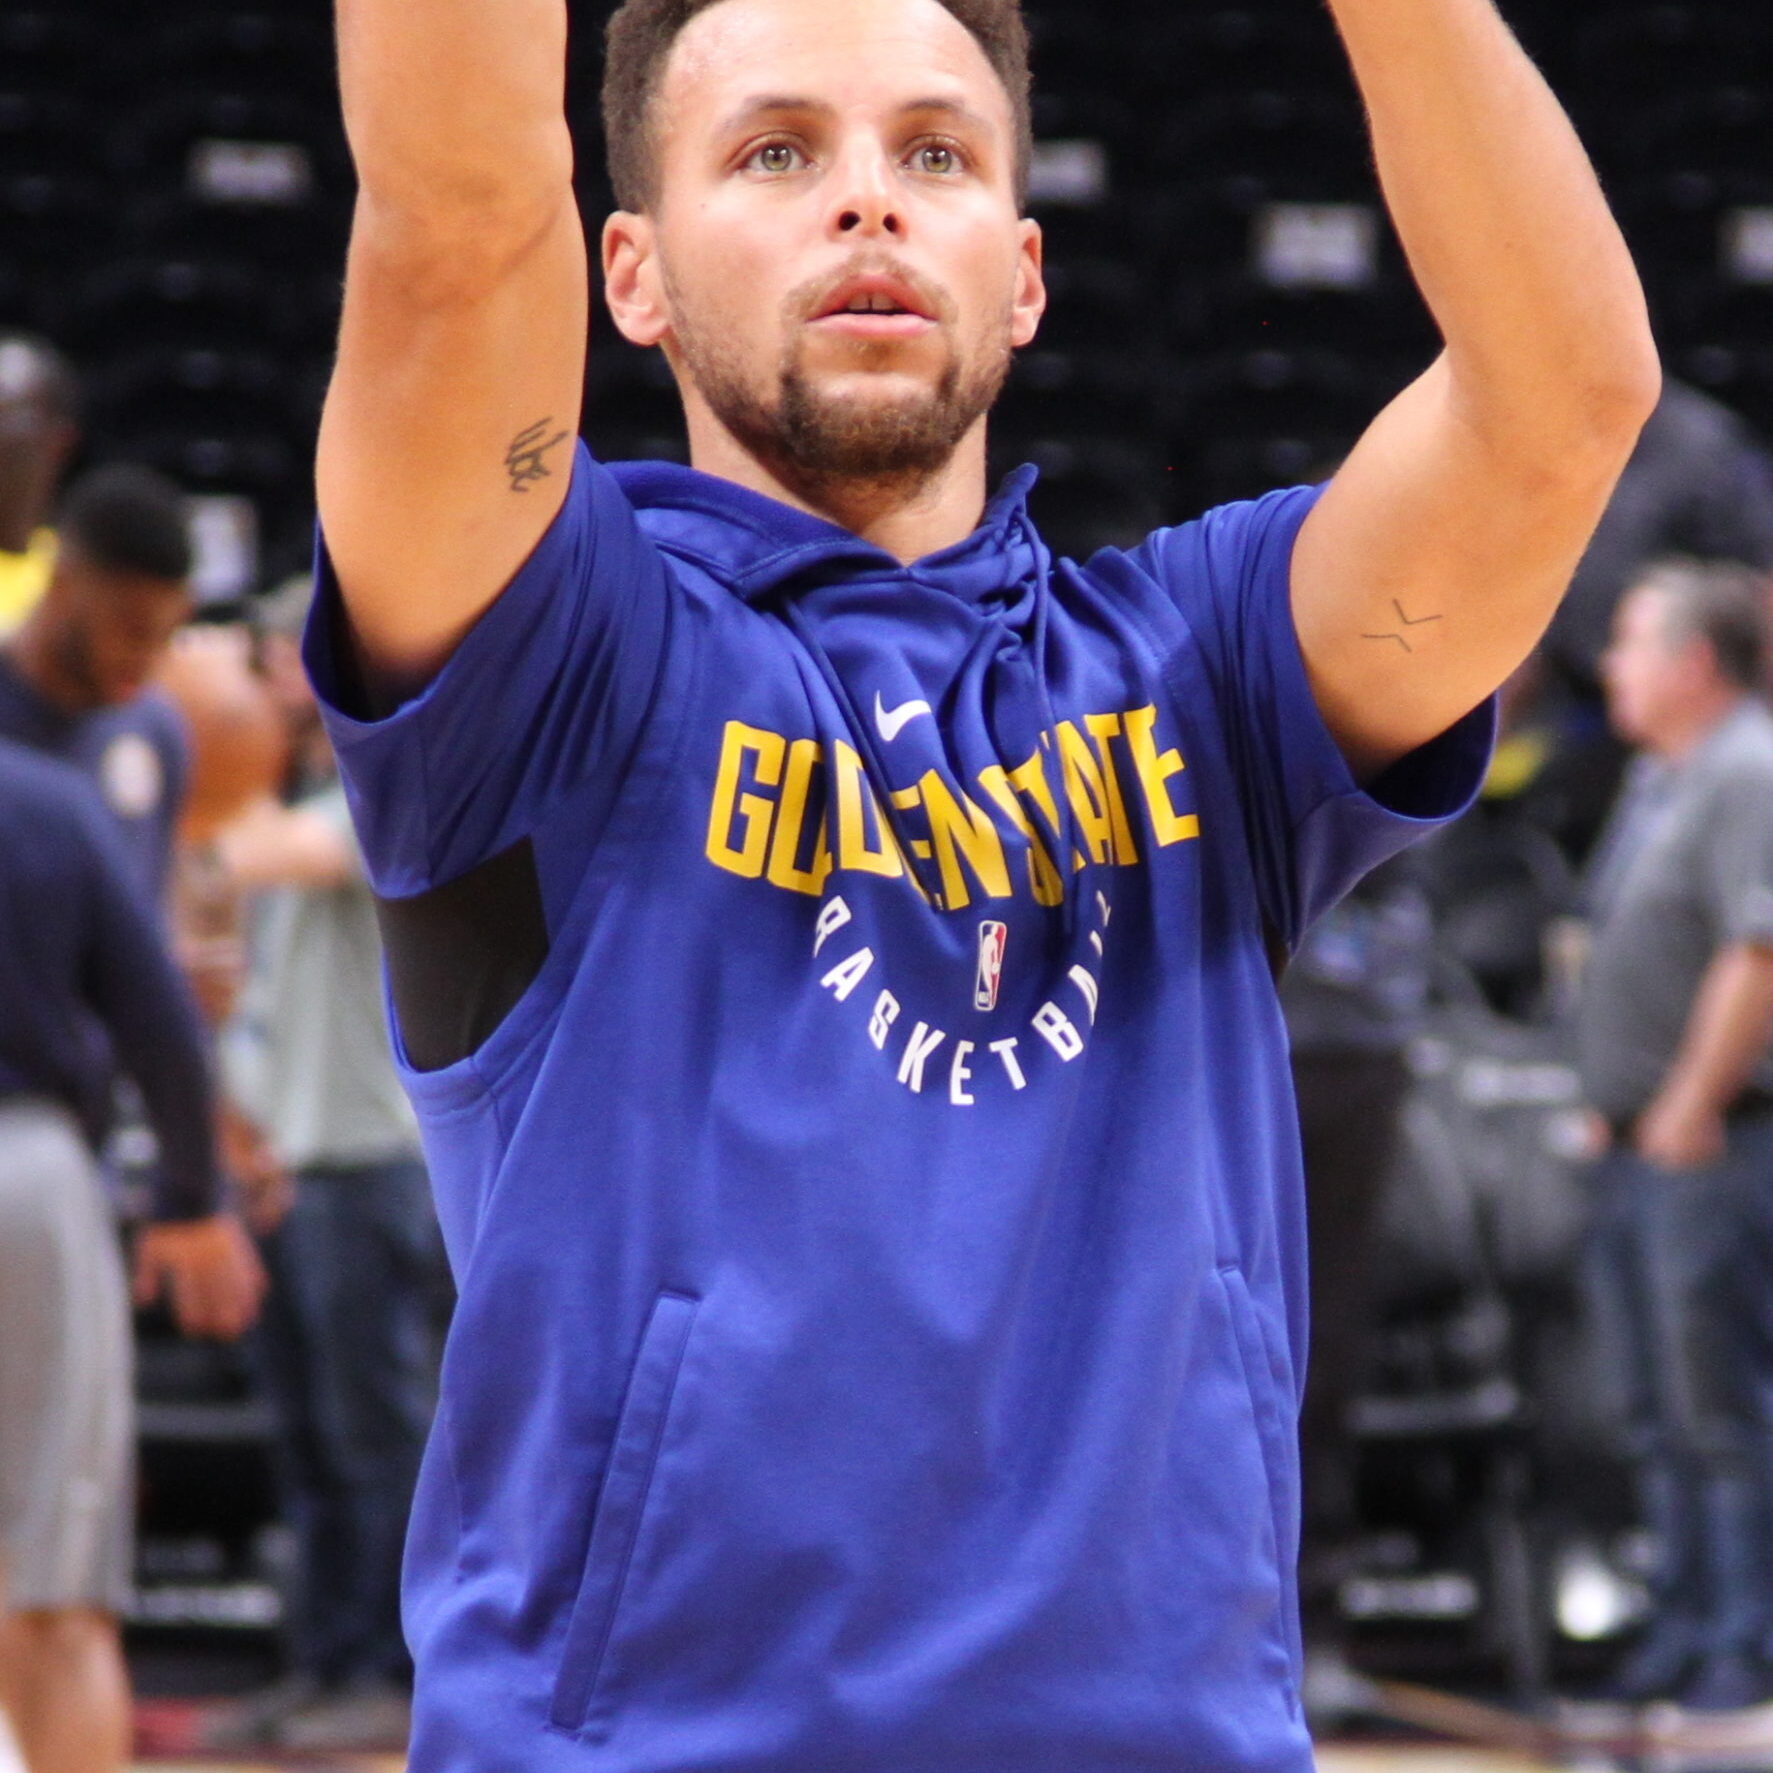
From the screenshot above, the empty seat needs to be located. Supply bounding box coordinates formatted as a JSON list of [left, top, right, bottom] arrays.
[[1573, 8, 1773, 112], [1619, 86, 1773, 183], [112, 90, 350, 196], [143, 10, 336, 101], [66, 257, 296, 360], [0, 12, 107, 94], [1169, 347, 1382, 510], [87, 345, 297, 441], [0, 91, 107, 180], [995, 346, 1171, 447], [124, 187, 349, 274], [1155, 92, 1375, 205]]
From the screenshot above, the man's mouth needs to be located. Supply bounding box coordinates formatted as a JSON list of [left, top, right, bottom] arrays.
[[809, 274, 939, 339]]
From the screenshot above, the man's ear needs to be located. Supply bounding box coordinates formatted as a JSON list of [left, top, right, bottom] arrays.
[[1011, 217, 1046, 351], [603, 211, 670, 348]]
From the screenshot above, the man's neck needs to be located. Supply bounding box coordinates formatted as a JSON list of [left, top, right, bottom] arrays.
[[1651, 687, 1747, 763], [683, 415, 992, 566], [3, 623, 82, 716]]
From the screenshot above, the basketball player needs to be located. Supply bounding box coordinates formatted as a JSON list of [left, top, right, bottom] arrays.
[[310, 0, 1657, 1764], [0, 466, 195, 902], [0, 741, 262, 1773]]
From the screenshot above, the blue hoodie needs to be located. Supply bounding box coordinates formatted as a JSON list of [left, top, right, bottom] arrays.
[[307, 446, 1492, 1773]]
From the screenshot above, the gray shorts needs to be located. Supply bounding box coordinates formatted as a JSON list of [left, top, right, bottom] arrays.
[[0, 1100, 133, 1613]]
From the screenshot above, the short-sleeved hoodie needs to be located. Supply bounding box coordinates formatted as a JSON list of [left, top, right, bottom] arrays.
[[307, 447, 1491, 1773]]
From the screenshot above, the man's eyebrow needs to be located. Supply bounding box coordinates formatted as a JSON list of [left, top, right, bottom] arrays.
[[714, 93, 997, 138], [716, 94, 833, 136], [898, 96, 996, 135]]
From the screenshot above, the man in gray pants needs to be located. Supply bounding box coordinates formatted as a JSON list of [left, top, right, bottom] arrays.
[[1581, 559, 1773, 1710], [0, 739, 262, 1773]]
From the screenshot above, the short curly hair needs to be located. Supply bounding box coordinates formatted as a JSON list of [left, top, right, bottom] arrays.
[[601, 0, 1033, 215]]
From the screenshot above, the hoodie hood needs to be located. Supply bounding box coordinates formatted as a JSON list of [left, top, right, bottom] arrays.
[[613, 458, 1079, 931], [609, 459, 1048, 613]]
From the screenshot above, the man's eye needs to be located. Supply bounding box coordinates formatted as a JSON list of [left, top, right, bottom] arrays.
[[751, 142, 803, 174], [912, 144, 961, 175]]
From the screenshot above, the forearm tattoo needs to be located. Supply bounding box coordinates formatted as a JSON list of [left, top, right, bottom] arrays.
[[505, 417, 570, 493], [1361, 599, 1443, 653]]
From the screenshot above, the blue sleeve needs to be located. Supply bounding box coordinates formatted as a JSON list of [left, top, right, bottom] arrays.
[[303, 442, 676, 897], [72, 793, 221, 1221], [1127, 485, 1496, 948]]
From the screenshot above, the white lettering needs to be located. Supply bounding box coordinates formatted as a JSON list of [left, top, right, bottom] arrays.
[[991, 1037, 1027, 1091], [869, 991, 901, 1051], [1096, 891, 1111, 926], [1068, 964, 1100, 1024], [1033, 1001, 1084, 1061], [813, 896, 853, 957], [949, 1040, 976, 1107], [897, 1021, 947, 1092], [1089, 930, 1104, 958], [819, 946, 874, 1003]]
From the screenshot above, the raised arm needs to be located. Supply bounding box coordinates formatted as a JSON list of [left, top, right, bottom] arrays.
[[1291, 0, 1661, 778], [317, 0, 587, 681]]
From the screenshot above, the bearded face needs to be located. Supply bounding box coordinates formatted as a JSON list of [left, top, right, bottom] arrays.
[[666, 253, 1015, 499], [604, 0, 1046, 512]]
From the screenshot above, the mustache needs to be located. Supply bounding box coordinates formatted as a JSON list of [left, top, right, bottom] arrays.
[[785, 256, 956, 327]]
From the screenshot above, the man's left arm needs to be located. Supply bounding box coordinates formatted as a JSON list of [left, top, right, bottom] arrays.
[[1292, 0, 1661, 780], [1635, 943, 1773, 1170]]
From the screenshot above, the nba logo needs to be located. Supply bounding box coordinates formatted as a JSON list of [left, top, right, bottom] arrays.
[[975, 921, 1008, 1012]]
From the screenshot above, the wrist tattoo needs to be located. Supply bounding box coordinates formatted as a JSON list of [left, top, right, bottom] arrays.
[[1361, 599, 1443, 654], [505, 417, 570, 493]]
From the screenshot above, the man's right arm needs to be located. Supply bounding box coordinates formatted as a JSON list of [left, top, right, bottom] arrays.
[[318, 0, 587, 683]]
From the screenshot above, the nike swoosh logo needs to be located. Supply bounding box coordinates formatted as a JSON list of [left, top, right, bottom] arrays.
[[875, 692, 934, 742]]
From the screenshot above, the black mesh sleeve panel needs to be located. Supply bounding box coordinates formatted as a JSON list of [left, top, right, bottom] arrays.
[[375, 838, 550, 1073]]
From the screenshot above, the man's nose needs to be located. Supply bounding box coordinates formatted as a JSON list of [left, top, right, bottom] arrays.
[[829, 145, 903, 239]]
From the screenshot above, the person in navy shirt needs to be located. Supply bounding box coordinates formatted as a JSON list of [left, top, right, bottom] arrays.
[[309, 0, 1658, 1766], [0, 740, 262, 1773], [0, 465, 193, 905]]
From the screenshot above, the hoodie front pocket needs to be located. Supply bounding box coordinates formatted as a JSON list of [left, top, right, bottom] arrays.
[[1216, 1262, 1303, 1691], [549, 1290, 699, 1739]]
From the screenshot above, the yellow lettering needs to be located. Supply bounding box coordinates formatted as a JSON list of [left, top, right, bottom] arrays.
[[833, 741, 903, 879], [705, 721, 784, 878], [1123, 705, 1199, 846], [977, 764, 1064, 907], [1056, 721, 1115, 869], [1084, 713, 1140, 865], [766, 738, 833, 896], [919, 771, 1013, 912]]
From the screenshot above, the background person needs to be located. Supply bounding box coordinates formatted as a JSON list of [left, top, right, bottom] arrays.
[[201, 580, 440, 1753], [0, 465, 193, 902], [1548, 382, 1773, 701], [0, 335, 79, 639], [0, 739, 263, 1773], [1579, 559, 1773, 1710]]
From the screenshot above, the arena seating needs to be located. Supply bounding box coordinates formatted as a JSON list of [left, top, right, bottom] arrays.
[[5, 0, 1770, 578], [3, 0, 1758, 574]]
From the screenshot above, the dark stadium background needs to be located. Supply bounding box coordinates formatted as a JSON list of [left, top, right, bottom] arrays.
[[5, 0, 1771, 1706]]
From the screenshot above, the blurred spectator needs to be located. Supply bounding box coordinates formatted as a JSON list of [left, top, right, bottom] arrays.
[[1548, 382, 1773, 696], [1416, 654, 1617, 1016], [201, 579, 440, 1752], [0, 466, 192, 901], [0, 740, 262, 1773], [0, 336, 79, 639], [1282, 856, 1434, 1664], [1578, 559, 1773, 1709]]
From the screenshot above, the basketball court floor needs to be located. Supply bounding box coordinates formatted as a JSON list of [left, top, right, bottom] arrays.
[[120, 1754, 1593, 1772]]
